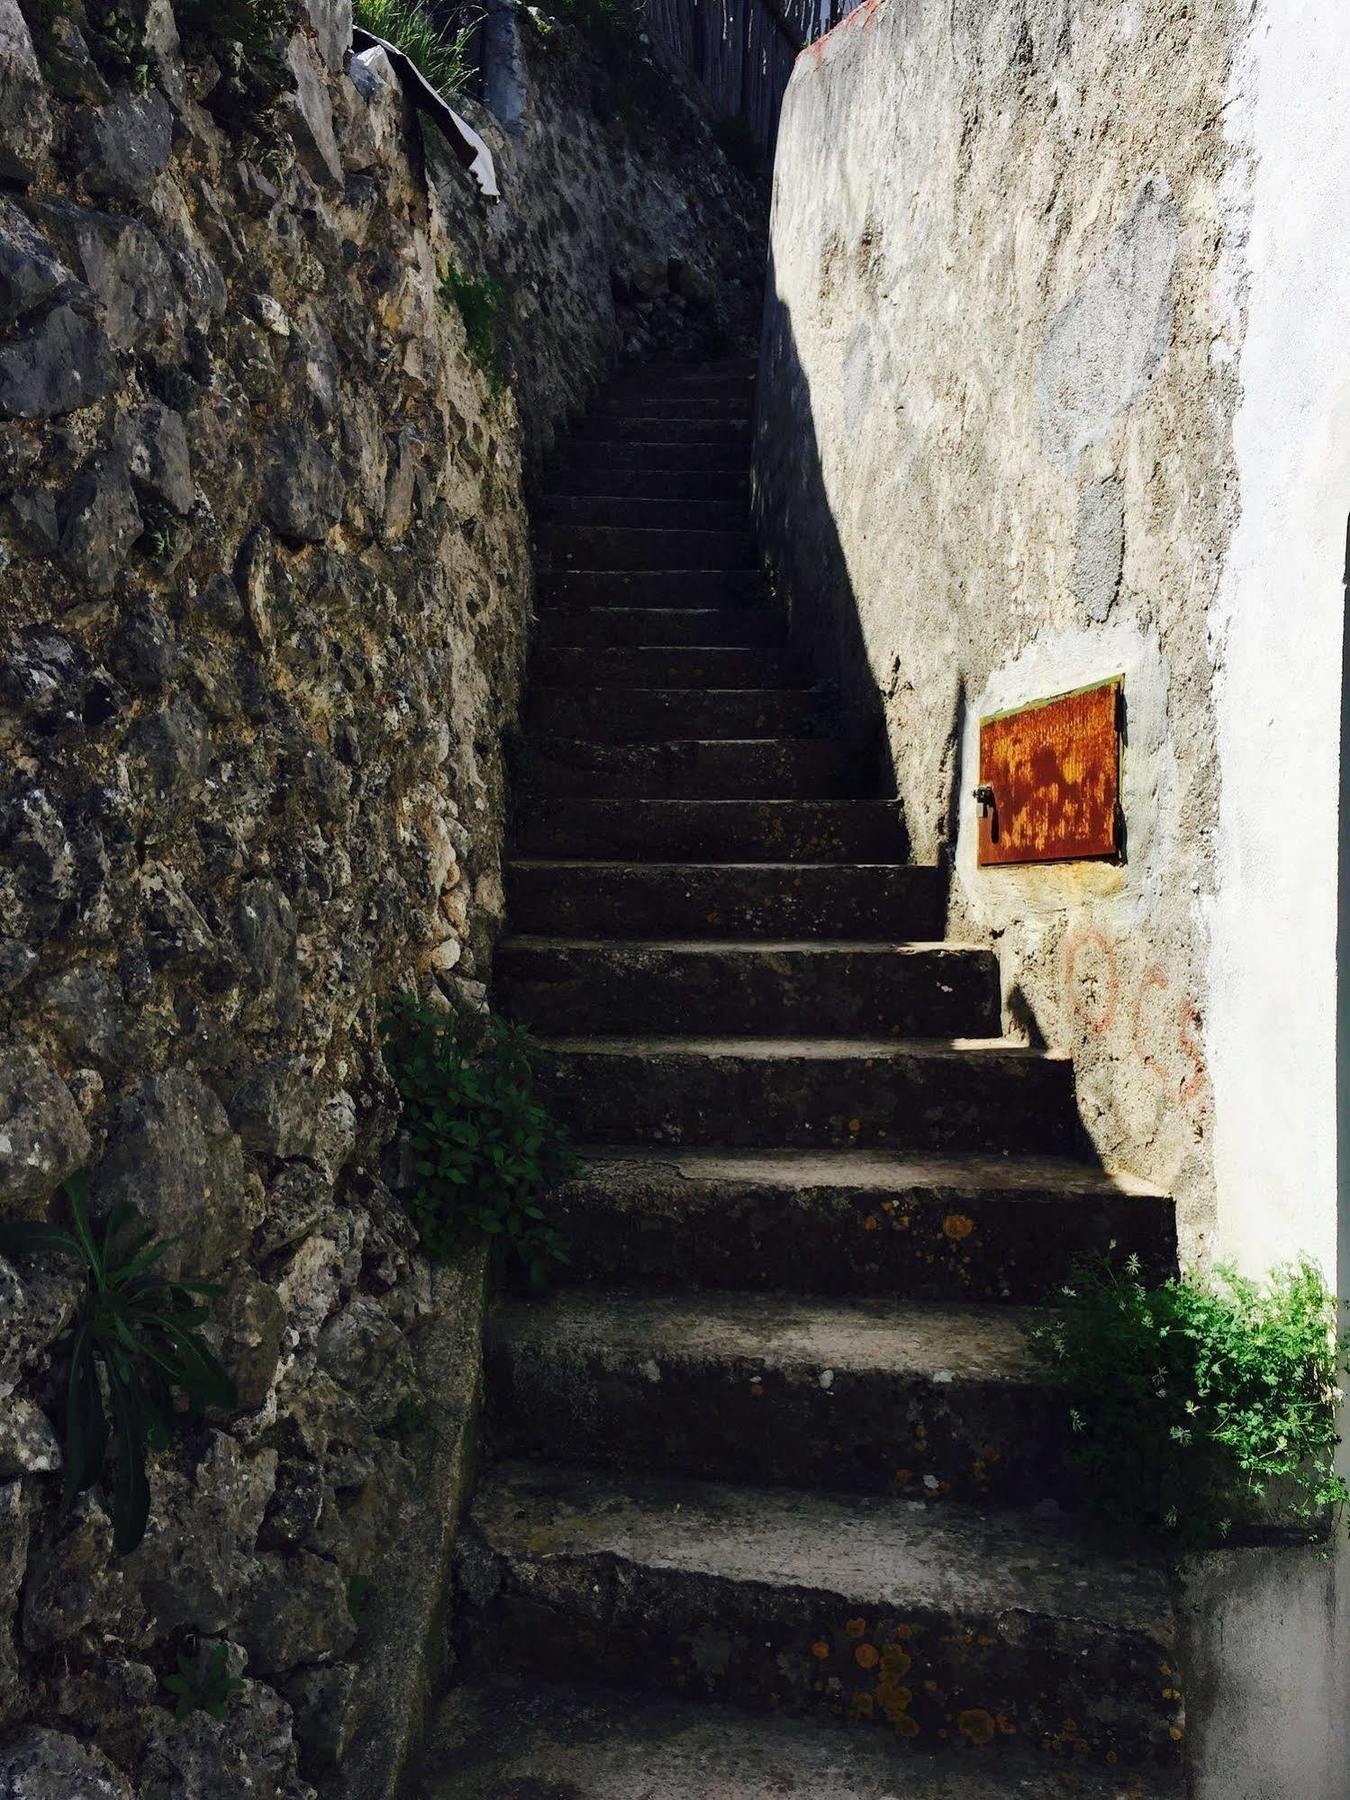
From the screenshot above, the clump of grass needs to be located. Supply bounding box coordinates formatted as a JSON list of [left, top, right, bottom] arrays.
[[1027, 1254, 1347, 1549], [354, 0, 480, 97], [438, 262, 507, 395]]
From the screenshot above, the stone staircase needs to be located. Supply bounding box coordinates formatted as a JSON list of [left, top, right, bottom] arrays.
[[416, 363, 1186, 1797]]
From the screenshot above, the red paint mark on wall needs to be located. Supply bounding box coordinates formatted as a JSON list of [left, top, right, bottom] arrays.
[[1064, 926, 1119, 1038]]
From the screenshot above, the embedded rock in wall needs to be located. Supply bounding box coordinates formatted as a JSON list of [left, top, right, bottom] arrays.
[[0, 0, 762, 1794]]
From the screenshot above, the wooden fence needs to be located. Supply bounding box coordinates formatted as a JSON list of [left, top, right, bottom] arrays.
[[643, 0, 850, 154]]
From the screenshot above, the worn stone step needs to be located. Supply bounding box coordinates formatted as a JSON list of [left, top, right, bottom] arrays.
[[544, 465, 751, 501], [504, 859, 946, 939], [538, 605, 784, 647], [539, 524, 757, 571], [540, 492, 748, 530], [487, 1292, 1063, 1505], [550, 1149, 1176, 1303], [537, 567, 764, 605], [565, 439, 749, 471], [527, 686, 820, 740], [418, 1680, 1181, 1800], [515, 738, 857, 799], [592, 393, 753, 420], [533, 1036, 1083, 1153], [455, 1465, 1183, 1773], [542, 645, 809, 688], [511, 798, 907, 862], [497, 940, 999, 1036], [577, 415, 752, 443]]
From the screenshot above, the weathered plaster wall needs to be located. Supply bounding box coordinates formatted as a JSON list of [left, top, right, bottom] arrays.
[[0, 1, 764, 1795], [753, 0, 1316, 1270]]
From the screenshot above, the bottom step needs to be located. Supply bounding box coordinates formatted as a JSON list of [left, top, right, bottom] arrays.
[[416, 1680, 1180, 1798], [454, 1465, 1183, 1773]]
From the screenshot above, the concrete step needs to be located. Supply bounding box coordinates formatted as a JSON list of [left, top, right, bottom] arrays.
[[511, 798, 908, 862], [538, 524, 757, 571], [504, 859, 946, 939], [515, 739, 859, 799], [527, 686, 820, 740], [540, 492, 748, 530], [532, 1036, 1084, 1154], [496, 939, 1000, 1036], [455, 1464, 1183, 1774], [487, 1291, 1063, 1504], [542, 645, 809, 688], [538, 605, 784, 647], [565, 439, 750, 472], [549, 1148, 1176, 1302], [577, 415, 752, 443], [537, 567, 764, 605], [418, 1680, 1182, 1799], [544, 464, 750, 501]]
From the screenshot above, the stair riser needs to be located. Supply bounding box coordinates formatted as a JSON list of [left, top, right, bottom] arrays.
[[544, 467, 750, 501], [539, 526, 757, 572], [551, 1171, 1178, 1303], [511, 800, 907, 862], [526, 689, 819, 741], [541, 648, 807, 688], [577, 417, 752, 443], [537, 569, 763, 605], [535, 1049, 1084, 1153], [455, 1554, 1182, 1772], [541, 495, 748, 530], [515, 740, 855, 799], [497, 946, 1000, 1037], [487, 1344, 1063, 1504], [565, 442, 750, 471], [592, 396, 752, 420], [504, 863, 946, 939], [538, 608, 784, 647]]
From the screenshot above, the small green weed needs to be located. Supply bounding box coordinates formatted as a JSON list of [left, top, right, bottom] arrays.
[[347, 1571, 371, 1628], [164, 1643, 244, 1722], [174, 0, 293, 56], [0, 1173, 237, 1556], [1028, 1255, 1347, 1549], [382, 994, 572, 1289], [438, 264, 507, 395], [354, 0, 480, 98]]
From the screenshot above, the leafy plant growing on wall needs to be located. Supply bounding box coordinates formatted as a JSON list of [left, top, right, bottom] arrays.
[[1028, 1255, 1347, 1549], [354, 0, 481, 97], [438, 263, 508, 396], [383, 994, 573, 1289], [0, 1174, 237, 1555], [163, 1642, 244, 1721]]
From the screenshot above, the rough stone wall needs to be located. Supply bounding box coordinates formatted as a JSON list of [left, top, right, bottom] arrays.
[[754, 0, 1250, 1263], [0, 1, 764, 1795]]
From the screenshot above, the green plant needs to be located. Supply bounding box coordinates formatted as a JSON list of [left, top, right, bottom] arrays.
[[382, 994, 573, 1289], [347, 1571, 371, 1628], [1027, 1255, 1347, 1549], [354, 0, 480, 98], [174, 0, 293, 56], [0, 1173, 237, 1556], [163, 1642, 244, 1721], [438, 264, 507, 395]]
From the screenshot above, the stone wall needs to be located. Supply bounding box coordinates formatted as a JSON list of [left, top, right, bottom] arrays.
[[0, 1, 764, 1794], [753, 0, 1345, 1279]]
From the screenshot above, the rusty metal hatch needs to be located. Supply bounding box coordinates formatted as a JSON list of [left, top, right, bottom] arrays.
[[975, 677, 1123, 867]]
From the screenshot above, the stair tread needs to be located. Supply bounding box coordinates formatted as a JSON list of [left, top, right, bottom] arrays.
[[493, 1289, 1040, 1384], [421, 1679, 1181, 1799], [570, 1144, 1168, 1199], [538, 1034, 1065, 1059], [469, 1461, 1173, 1636], [503, 935, 984, 953]]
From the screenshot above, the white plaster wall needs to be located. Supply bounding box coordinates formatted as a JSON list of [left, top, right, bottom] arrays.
[[1205, 1, 1350, 1280]]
